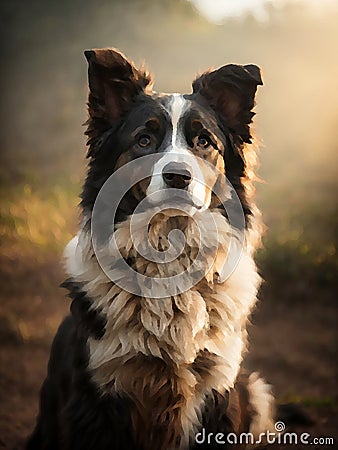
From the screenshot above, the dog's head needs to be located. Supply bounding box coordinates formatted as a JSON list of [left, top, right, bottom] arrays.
[[81, 48, 262, 227]]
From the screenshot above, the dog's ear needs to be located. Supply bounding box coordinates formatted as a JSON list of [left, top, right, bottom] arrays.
[[192, 64, 263, 143], [84, 48, 152, 125]]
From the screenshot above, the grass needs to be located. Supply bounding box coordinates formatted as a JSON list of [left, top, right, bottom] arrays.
[[256, 176, 337, 289], [0, 177, 80, 259], [0, 176, 78, 344], [278, 394, 336, 408]]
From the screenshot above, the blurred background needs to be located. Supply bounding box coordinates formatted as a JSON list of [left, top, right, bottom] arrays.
[[0, 0, 337, 448]]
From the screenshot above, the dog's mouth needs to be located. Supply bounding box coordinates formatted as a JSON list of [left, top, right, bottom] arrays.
[[164, 195, 201, 210], [144, 189, 203, 213]]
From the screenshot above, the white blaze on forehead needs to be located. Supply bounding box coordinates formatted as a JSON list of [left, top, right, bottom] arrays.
[[167, 93, 189, 147], [146, 93, 209, 210]]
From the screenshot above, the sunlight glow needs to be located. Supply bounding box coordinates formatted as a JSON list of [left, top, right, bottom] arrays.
[[190, 0, 338, 22]]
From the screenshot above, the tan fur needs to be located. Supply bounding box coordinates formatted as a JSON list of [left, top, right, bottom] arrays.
[[64, 205, 262, 448], [247, 372, 275, 439], [194, 146, 228, 208]]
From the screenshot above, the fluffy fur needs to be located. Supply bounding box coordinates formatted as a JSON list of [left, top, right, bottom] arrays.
[[27, 48, 275, 450]]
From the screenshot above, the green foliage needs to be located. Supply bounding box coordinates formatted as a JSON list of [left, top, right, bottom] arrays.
[[256, 174, 337, 289], [278, 394, 335, 407]]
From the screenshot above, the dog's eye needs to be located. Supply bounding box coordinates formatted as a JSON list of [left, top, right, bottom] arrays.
[[197, 135, 211, 149], [138, 134, 152, 148]]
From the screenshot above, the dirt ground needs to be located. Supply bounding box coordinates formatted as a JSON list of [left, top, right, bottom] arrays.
[[0, 254, 336, 450]]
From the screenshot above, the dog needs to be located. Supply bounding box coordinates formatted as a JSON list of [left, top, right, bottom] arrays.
[[27, 48, 276, 450]]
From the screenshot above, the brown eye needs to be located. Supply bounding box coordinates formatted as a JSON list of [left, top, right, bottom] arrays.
[[197, 135, 211, 149], [138, 134, 151, 148]]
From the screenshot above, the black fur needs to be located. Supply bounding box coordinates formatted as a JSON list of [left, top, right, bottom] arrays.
[[27, 317, 137, 450], [61, 278, 107, 339]]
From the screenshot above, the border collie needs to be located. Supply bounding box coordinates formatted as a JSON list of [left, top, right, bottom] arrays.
[[27, 48, 275, 450]]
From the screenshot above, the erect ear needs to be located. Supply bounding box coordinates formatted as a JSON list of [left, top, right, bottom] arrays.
[[84, 48, 152, 126], [192, 64, 263, 143]]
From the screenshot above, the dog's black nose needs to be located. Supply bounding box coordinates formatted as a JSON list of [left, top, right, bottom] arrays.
[[162, 163, 192, 189]]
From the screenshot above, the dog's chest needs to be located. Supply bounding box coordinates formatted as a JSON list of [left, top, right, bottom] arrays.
[[99, 353, 206, 450], [64, 212, 260, 448]]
